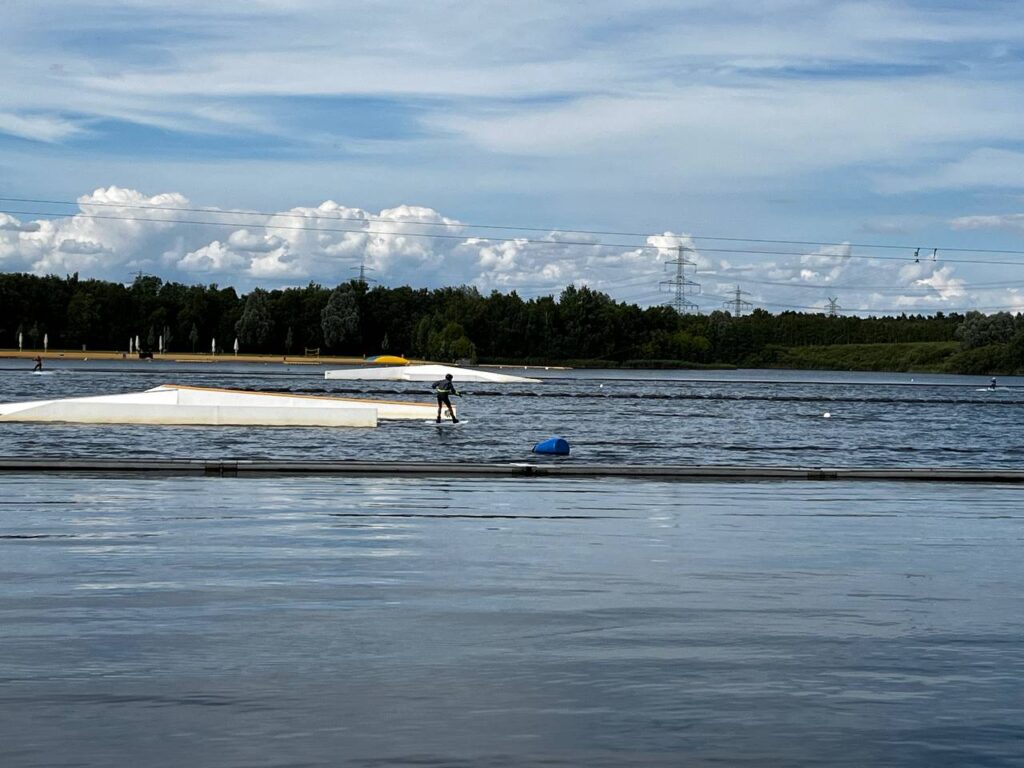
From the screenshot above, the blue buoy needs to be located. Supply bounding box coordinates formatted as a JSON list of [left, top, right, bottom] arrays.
[[533, 436, 570, 455]]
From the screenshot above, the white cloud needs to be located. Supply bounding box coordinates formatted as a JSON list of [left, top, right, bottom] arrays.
[[0, 214, 41, 233], [692, 241, 991, 314], [950, 212, 1024, 232], [429, 80, 1024, 186], [6, 0, 1024, 274], [228, 229, 285, 252], [58, 238, 107, 255], [178, 241, 247, 273], [249, 251, 304, 278], [906, 265, 966, 302], [0, 112, 84, 143], [0, 185, 1020, 314], [5, 1, 1024, 188]]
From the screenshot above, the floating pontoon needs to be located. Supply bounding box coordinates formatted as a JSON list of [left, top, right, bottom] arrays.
[[325, 363, 540, 383], [0, 384, 436, 427]]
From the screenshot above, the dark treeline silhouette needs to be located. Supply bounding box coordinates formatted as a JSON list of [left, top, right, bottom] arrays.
[[1, 272, 1021, 372]]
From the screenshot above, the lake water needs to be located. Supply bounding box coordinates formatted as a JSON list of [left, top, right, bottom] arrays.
[[1, 361, 1023, 467], [1, 363, 1022, 766]]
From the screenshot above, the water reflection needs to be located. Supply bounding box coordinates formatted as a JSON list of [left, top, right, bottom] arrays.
[[0, 475, 1021, 766]]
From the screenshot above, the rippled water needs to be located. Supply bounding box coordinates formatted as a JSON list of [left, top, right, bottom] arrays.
[[1, 362, 1023, 466], [1, 475, 1022, 767], [2, 363, 1023, 765]]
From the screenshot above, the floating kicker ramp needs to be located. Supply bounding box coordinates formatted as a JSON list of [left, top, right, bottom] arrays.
[[0, 384, 435, 427], [325, 363, 541, 383]]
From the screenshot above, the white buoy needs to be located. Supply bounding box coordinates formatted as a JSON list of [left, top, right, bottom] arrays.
[[823, 412, 831, 418]]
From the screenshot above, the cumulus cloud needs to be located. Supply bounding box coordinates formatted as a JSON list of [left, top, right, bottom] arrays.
[[699, 241, 981, 314], [0, 185, 1016, 314], [0, 215, 41, 233], [903, 265, 966, 303], [227, 229, 285, 252], [58, 238, 107, 255], [249, 250, 304, 279], [178, 241, 248, 273]]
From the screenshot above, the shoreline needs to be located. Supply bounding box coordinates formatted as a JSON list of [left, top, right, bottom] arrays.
[[0, 349, 367, 365], [0, 349, 569, 370]]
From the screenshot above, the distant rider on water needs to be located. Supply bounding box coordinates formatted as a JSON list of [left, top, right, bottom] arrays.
[[433, 373, 459, 423]]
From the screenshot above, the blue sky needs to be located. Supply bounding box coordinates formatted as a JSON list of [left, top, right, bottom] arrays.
[[4, 0, 1024, 313]]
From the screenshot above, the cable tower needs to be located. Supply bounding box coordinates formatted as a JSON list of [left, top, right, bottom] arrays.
[[723, 285, 753, 316], [826, 296, 841, 317], [351, 259, 376, 287], [660, 245, 701, 314]]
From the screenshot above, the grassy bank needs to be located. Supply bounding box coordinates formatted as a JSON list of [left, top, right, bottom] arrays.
[[766, 341, 959, 372]]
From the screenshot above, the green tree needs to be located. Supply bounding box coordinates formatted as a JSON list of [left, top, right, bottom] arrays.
[[321, 285, 360, 351], [235, 287, 274, 348], [423, 320, 476, 362], [66, 292, 100, 346], [955, 311, 1015, 349]]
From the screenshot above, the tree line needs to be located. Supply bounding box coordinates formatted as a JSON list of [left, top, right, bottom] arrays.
[[0, 272, 1021, 372]]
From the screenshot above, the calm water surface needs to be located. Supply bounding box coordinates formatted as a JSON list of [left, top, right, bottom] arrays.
[[1, 475, 1023, 767], [1, 362, 1023, 466], [1, 363, 1023, 765]]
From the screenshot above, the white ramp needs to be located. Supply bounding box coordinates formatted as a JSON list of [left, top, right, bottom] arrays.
[[6, 401, 376, 427], [0, 384, 441, 427], [153, 385, 435, 421], [325, 363, 540, 383]]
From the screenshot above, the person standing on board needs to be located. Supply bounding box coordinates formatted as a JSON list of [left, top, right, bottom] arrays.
[[432, 373, 460, 423], [990, 377, 998, 389], [32, 355, 42, 372]]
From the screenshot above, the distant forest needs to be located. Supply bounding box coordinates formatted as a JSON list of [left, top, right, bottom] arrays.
[[1, 272, 1023, 374]]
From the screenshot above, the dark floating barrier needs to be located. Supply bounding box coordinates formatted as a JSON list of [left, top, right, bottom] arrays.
[[0, 458, 1022, 483]]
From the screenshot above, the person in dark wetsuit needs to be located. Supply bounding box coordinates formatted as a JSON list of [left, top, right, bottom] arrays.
[[32, 355, 42, 372], [432, 373, 459, 423], [990, 377, 998, 389]]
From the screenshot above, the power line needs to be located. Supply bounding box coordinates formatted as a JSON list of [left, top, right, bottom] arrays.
[[7, 201, 1024, 315], [702, 271, 1024, 292], [11, 204, 1024, 269], [6, 194, 1024, 257], [8, 205, 1024, 268], [760, 299, 1022, 313], [0, 207, 680, 255], [469, 279, 1022, 314]]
